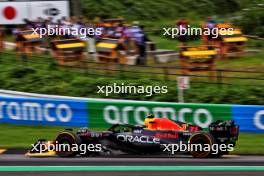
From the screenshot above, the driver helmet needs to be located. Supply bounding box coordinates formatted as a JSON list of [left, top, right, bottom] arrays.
[[144, 114, 155, 129]]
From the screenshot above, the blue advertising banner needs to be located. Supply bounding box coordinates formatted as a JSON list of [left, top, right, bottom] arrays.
[[1, 93, 264, 133], [232, 105, 264, 133], [0, 97, 88, 126]]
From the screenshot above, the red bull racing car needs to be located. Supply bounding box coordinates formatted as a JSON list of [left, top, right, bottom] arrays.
[[28, 115, 239, 158]]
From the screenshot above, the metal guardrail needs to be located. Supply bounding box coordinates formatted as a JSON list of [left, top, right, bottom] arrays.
[[244, 35, 264, 40]]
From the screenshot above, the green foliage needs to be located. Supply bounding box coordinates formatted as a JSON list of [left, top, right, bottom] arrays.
[[79, 0, 263, 36], [80, 0, 246, 20], [234, 1, 264, 36], [8, 67, 36, 79]]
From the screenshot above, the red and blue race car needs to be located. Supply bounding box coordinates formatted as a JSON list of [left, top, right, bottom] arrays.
[[28, 115, 239, 158]]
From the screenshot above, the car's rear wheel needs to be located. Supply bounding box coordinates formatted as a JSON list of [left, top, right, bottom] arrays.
[[55, 130, 81, 157], [189, 133, 216, 158]]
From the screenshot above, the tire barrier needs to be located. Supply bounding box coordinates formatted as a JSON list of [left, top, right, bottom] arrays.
[[179, 45, 217, 77], [216, 24, 248, 59], [51, 38, 86, 65], [16, 29, 43, 56], [96, 38, 127, 64]]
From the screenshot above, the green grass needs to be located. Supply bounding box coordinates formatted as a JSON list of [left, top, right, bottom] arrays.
[[148, 34, 202, 51], [0, 124, 263, 155], [149, 35, 179, 51], [1, 48, 264, 104], [232, 133, 264, 155], [0, 124, 77, 148]]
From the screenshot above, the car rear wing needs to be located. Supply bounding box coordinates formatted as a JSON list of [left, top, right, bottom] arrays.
[[209, 120, 239, 143]]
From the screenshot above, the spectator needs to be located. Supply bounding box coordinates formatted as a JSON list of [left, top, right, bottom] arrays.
[[130, 21, 141, 41], [177, 18, 189, 46], [114, 23, 125, 39], [134, 25, 148, 65], [205, 16, 217, 42]]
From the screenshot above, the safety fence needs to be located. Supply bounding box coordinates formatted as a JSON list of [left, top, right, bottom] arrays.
[[0, 95, 263, 133]]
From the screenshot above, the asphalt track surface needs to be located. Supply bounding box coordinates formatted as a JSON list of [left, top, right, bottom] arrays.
[[0, 155, 264, 176]]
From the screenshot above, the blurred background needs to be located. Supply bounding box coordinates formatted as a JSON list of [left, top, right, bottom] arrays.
[[0, 0, 263, 155]]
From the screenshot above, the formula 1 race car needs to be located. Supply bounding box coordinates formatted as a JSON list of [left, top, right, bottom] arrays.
[[28, 115, 239, 158]]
